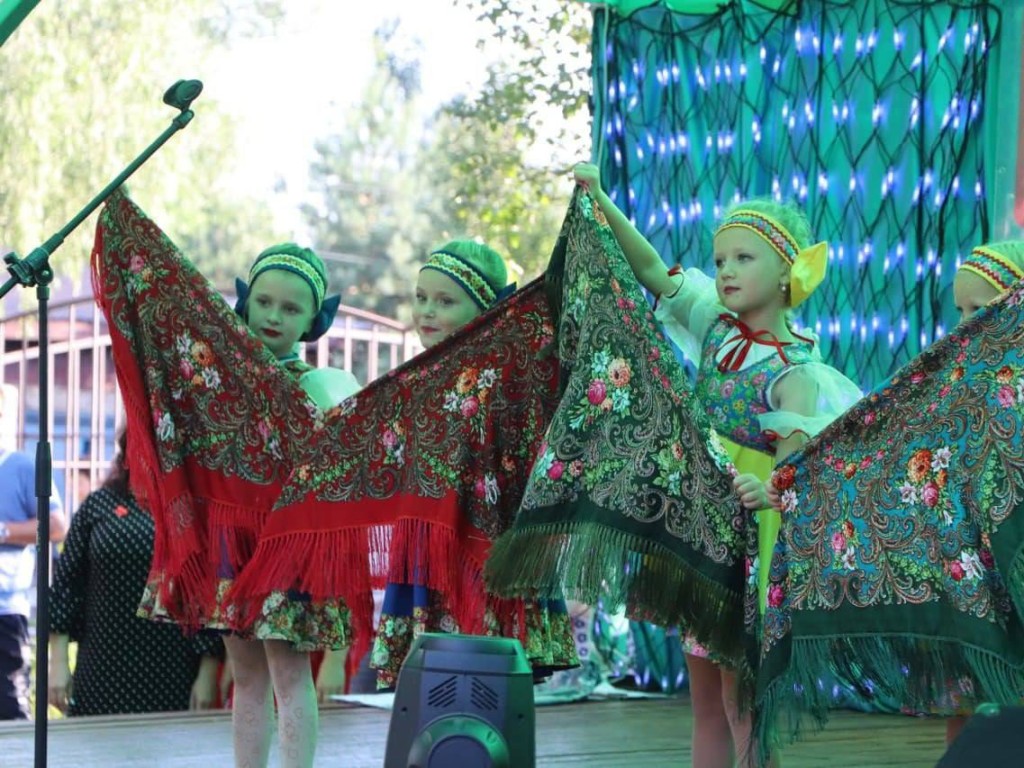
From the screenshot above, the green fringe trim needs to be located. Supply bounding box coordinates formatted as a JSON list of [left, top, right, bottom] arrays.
[[1008, 533, 1024, 625], [485, 520, 749, 667], [753, 635, 1024, 765]]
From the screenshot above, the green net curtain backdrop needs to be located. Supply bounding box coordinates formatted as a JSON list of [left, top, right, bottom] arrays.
[[586, 0, 1021, 386]]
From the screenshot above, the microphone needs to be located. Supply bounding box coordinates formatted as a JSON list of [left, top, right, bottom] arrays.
[[162, 79, 203, 111]]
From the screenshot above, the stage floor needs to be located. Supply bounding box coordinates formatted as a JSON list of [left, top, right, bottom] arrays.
[[0, 698, 946, 767]]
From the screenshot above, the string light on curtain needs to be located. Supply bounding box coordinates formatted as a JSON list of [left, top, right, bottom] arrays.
[[588, 1, 1000, 387]]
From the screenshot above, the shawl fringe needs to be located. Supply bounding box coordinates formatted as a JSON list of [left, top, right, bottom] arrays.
[[486, 520, 746, 665], [753, 634, 1024, 765]]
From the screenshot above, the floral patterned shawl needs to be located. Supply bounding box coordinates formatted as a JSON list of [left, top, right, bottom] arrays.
[[91, 190, 340, 631], [92, 189, 562, 662], [484, 191, 751, 666], [758, 284, 1024, 754], [229, 276, 561, 649]]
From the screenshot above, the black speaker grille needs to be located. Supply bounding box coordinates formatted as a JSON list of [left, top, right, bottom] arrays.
[[426, 675, 458, 709], [470, 677, 499, 711]]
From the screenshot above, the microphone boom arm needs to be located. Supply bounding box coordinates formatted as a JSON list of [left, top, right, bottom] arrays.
[[1, 79, 201, 297]]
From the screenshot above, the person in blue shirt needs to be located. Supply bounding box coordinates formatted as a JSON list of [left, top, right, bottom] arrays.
[[0, 385, 67, 719]]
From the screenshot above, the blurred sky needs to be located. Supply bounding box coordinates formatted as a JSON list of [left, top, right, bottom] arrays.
[[208, 0, 503, 234]]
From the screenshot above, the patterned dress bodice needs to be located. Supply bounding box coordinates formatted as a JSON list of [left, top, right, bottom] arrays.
[[695, 316, 816, 453]]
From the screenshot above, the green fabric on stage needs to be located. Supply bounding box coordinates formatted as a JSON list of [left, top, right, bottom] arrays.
[[485, 190, 752, 668], [757, 285, 1024, 755]]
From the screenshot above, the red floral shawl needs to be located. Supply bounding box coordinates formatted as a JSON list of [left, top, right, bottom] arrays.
[[92, 189, 560, 658]]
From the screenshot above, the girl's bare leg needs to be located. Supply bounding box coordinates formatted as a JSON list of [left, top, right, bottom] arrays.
[[686, 653, 734, 768]]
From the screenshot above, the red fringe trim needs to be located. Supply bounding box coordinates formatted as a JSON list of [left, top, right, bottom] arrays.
[[230, 489, 530, 658], [226, 525, 376, 672]]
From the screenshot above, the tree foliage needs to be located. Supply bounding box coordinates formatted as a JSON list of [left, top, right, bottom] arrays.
[[418, 100, 566, 283], [301, 4, 593, 318], [0, 0, 284, 295], [429, 0, 593, 279], [453, 0, 592, 157], [300, 21, 446, 319]]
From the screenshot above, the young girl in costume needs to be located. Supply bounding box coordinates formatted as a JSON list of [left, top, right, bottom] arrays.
[[941, 240, 1024, 746], [573, 163, 860, 767], [371, 240, 510, 689], [952, 242, 1024, 324], [219, 244, 359, 768], [370, 239, 576, 688]]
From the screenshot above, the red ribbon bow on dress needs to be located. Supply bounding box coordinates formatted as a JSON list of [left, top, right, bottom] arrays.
[[716, 315, 793, 372]]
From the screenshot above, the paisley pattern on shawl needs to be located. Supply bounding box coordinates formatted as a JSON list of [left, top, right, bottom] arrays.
[[756, 283, 1024, 754], [90, 190, 340, 631], [484, 190, 749, 665], [226, 267, 564, 656]]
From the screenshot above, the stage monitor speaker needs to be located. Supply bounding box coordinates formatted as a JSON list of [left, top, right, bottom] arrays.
[[383, 633, 536, 768], [936, 703, 1024, 767]]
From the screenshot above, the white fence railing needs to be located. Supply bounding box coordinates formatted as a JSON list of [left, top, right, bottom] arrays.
[[0, 293, 421, 516]]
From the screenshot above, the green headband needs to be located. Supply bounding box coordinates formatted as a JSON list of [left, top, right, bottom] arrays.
[[248, 251, 327, 310], [421, 250, 499, 311], [960, 246, 1024, 293]]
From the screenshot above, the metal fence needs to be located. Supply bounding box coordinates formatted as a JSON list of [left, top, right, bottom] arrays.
[[0, 293, 421, 516]]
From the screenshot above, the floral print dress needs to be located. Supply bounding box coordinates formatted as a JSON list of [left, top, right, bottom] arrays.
[[138, 356, 362, 652], [654, 269, 860, 658]]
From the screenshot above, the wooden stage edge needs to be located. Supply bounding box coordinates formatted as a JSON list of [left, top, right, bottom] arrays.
[[0, 697, 948, 767]]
